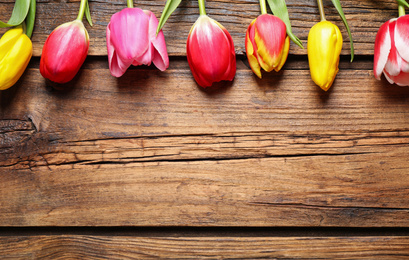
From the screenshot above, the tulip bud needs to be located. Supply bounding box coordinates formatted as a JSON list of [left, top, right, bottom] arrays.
[[187, 15, 236, 88], [245, 14, 290, 78], [374, 15, 409, 86], [40, 20, 89, 84], [308, 21, 343, 91], [107, 8, 169, 77], [0, 25, 33, 90]]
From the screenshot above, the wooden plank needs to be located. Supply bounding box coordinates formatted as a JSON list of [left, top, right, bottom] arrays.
[[1, 150, 409, 226], [2, 59, 409, 142], [0, 0, 400, 56], [1, 235, 409, 259]]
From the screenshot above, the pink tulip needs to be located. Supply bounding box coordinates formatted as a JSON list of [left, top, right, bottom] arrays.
[[107, 8, 169, 77], [374, 15, 409, 86], [40, 20, 89, 84], [187, 15, 236, 87]]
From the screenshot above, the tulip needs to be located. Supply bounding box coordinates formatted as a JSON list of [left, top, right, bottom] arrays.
[[187, 15, 236, 88], [0, 25, 33, 90], [106, 8, 169, 77], [40, 20, 89, 84], [245, 14, 290, 78], [374, 14, 409, 86], [308, 20, 343, 91]]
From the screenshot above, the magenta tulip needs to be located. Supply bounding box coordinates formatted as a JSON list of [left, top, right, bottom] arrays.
[[40, 20, 89, 84], [374, 15, 409, 86], [187, 15, 236, 87], [106, 8, 169, 77]]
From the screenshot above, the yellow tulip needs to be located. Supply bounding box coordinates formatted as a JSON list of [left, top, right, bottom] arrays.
[[307, 21, 343, 91], [0, 25, 33, 90]]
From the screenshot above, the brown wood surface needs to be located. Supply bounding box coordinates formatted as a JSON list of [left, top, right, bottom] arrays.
[[0, 0, 401, 56], [2, 0, 409, 257], [1, 59, 409, 227], [1, 235, 409, 259]]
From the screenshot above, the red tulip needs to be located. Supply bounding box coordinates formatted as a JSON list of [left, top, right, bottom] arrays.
[[40, 20, 89, 84], [374, 15, 409, 86], [187, 15, 236, 87], [246, 14, 289, 78]]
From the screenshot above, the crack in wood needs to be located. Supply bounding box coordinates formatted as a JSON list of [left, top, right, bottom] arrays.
[[5, 127, 409, 170], [0, 151, 373, 169], [248, 202, 409, 211]]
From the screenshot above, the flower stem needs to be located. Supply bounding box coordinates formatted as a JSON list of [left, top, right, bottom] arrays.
[[127, 0, 134, 8], [198, 0, 206, 15], [76, 0, 87, 21], [317, 0, 326, 21], [399, 4, 406, 17], [259, 0, 267, 14]]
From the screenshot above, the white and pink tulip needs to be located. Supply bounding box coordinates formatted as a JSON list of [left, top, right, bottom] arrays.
[[374, 15, 409, 86]]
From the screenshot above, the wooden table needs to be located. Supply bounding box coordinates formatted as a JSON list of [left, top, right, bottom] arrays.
[[2, 0, 409, 258]]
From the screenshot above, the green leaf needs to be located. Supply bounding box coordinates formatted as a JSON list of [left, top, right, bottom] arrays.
[[266, 0, 303, 49], [331, 0, 354, 62], [25, 0, 36, 38], [85, 0, 93, 27], [0, 0, 31, 27], [396, 0, 409, 8], [156, 0, 182, 35]]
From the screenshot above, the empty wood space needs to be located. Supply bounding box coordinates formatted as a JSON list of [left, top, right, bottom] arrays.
[[1, 0, 409, 258]]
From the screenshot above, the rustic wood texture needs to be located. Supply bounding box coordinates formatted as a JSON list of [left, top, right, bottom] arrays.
[[1, 59, 409, 227], [1, 235, 409, 259], [2, 0, 409, 257], [0, 0, 401, 56]]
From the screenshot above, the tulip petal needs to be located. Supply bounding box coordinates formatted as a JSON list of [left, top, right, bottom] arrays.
[[275, 36, 290, 72], [395, 15, 409, 63], [187, 34, 212, 87], [107, 23, 127, 77], [133, 11, 154, 67], [400, 55, 409, 73], [221, 22, 236, 82], [385, 20, 405, 77], [109, 8, 150, 62], [374, 20, 392, 80], [391, 71, 409, 86], [147, 11, 169, 71], [384, 61, 409, 86], [245, 19, 262, 78], [383, 70, 396, 85], [0, 26, 24, 63]]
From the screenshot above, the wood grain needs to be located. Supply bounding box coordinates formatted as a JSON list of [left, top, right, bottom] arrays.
[[1, 60, 409, 227], [1, 0, 409, 254], [2, 59, 409, 143], [0, 0, 400, 56], [2, 149, 409, 226], [1, 235, 409, 259]]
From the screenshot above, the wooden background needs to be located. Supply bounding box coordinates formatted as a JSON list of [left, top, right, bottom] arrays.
[[2, 0, 409, 258]]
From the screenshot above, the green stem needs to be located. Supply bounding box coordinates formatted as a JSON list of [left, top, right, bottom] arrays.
[[198, 0, 206, 15], [317, 0, 326, 21], [259, 0, 267, 14], [127, 0, 134, 8], [399, 4, 406, 17], [25, 0, 36, 38], [76, 0, 87, 21]]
